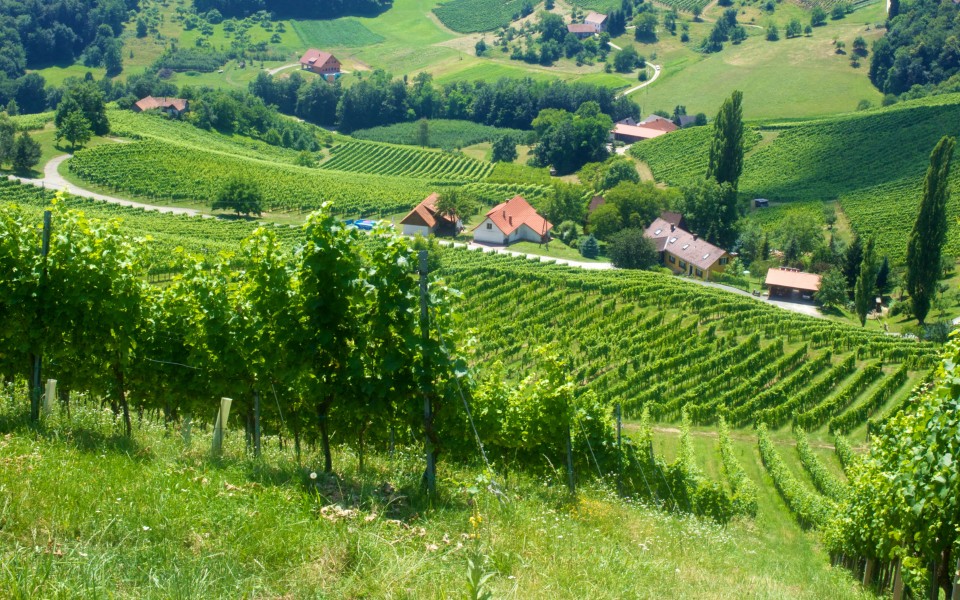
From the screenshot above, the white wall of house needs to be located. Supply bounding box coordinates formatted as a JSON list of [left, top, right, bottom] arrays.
[[473, 218, 507, 244], [402, 224, 431, 237], [514, 224, 545, 243]]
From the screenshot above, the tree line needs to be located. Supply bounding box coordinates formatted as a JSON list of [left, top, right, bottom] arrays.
[[248, 70, 639, 132], [193, 0, 392, 19]]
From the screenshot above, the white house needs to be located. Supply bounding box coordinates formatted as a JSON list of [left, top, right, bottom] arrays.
[[472, 195, 553, 245], [584, 12, 607, 32]]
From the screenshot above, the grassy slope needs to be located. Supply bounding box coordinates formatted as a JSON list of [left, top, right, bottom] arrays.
[[0, 402, 870, 599], [631, 1, 886, 120]]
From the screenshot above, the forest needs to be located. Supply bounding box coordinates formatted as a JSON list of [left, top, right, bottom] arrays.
[[192, 0, 393, 18]]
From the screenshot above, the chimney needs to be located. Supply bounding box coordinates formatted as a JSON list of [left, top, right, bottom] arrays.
[[670, 224, 675, 232], [509, 216, 513, 225], [693, 234, 698, 241]]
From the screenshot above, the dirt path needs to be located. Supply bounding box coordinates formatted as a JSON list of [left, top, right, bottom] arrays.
[[8, 154, 203, 217], [266, 62, 299, 76], [629, 425, 844, 451]]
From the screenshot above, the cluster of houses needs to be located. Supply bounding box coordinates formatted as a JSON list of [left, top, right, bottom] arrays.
[[610, 114, 696, 144], [400, 194, 553, 245]]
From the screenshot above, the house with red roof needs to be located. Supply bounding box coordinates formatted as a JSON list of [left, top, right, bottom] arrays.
[[567, 23, 597, 39], [639, 115, 679, 133], [399, 193, 461, 237], [644, 212, 730, 281], [472, 195, 553, 245], [133, 96, 189, 117], [299, 49, 341, 77]]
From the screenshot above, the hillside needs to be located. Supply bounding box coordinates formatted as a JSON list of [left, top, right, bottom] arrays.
[[631, 94, 960, 262]]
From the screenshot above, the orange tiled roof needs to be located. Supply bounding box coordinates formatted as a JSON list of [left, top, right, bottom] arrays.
[[765, 268, 822, 292], [473, 195, 553, 237]]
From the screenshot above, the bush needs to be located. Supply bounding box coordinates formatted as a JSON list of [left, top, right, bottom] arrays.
[[580, 235, 599, 258], [607, 228, 658, 269]]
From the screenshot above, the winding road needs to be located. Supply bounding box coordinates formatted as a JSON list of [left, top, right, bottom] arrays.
[[8, 154, 202, 216], [607, 40, 662, 97]]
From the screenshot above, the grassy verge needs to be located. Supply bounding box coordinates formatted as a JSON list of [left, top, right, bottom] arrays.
[[0, 399, 870, 598]]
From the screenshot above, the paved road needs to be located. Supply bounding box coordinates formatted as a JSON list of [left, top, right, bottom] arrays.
[[8, 154, 202, 216], [441, 240, 615, 270], [618, 63, 662, 97]]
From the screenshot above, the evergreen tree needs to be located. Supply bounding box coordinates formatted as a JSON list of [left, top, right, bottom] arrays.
[[844, 235, 862, 289], [876, 256, 890, 293], [580, 235, 599, 258], [906, 136, 955, 325], [0, 113, 15, 167], [11, 131, 40, 172], [854, 237, 877, 326], [706, 90, 745, 189]]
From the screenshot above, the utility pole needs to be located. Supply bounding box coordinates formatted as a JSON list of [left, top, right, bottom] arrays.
[[419, 251, 436, 495], [30, 211, 51, 422]]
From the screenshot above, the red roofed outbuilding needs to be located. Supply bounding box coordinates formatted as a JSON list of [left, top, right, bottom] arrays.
[[472, 195, 553, 245], [765, 267, 822, 300], [299, 49, 341, 76], [133, 96, 189, 117], [399, 193, 461, 237]]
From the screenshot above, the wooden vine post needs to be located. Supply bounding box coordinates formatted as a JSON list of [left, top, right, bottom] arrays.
[[42, 379, 56, 416], [30, 211, 51, 422], [566, 424, 575, 494], [253, 390, 261, 458], [951, 556, 959, 600], [211, 397, 233, 456], [616, 403, 623, 497], [418, 251, 436, 495]]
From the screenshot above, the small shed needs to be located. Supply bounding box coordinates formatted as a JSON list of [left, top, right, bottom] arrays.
[[765, 267, 822, 301], [754, 198, 770, 208]]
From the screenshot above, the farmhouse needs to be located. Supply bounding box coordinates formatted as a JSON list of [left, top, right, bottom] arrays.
[[611, 122, 670, 143], [764, 267, 822, 301], [567, 23, 596, 39], [299, 49, 341, 77], [644, 214, 730, 280], [399, 193, 461, 237], [584, 12, 607, 31], [472, 195, 553, 245], [133, 96, 189, 117], [639, 115, 679, 133]]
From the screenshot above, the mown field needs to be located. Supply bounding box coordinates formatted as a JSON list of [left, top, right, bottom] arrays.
[[0, 185, 932, 596], [632, 94, 960, 262]]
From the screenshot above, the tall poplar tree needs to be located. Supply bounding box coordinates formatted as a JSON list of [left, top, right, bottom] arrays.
[[906, 136, 955, 325], [854, 236, 877, 326], [706, 90, 745, 189]]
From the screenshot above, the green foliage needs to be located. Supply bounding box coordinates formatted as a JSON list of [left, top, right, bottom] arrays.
[[532, 103, 613, 174], [212, 176, 264, 217], [717, 417, 758, 517], [794, 429, 847, 501], [55, 82, 109, 136], [758, 424, 832, 529], [707, 90, 745, 189], [826, 339, 960, 569], [676, 178, 739, 248], [579, 234, 600, 258], [828, 363, 909, 435], [815, 268, 848, 309], [491, 133, 518, 163], [587, 203, 622, 240], [607, 228, 658, 269], [10, 131, 39, 172], [55, 110, 93, 151], [906, 136, 955, 324], [630, 125, 760, 188], [853, 237, 877, 326]]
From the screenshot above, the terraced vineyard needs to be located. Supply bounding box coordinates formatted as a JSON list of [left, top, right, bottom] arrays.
[[432, 0, 530, 33], [654, 0, 711, 13], [350, 119, 524, 151], [629, 126, 761, 187], [320, 140, 494, 182], [67, 140, 431, 216]]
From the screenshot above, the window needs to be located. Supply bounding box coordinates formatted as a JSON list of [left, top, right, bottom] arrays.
[[719, 257, 729, 266], [682, 244, 689, 250], [486, 223, 492, 230], [696, 269, 703, 277], [668, 255, 675, 263], [668, 237, 678, 244], [679, 260, 686, 269]]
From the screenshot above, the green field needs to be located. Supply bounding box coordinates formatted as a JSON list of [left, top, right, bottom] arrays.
[[290, 18, 385, 47], [320, 139, 494, 181], [628, 0, 887, 120]]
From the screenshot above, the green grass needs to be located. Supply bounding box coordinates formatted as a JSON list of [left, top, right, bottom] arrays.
[[0, 386, 871, 600], [290, 18, 385, 47], [432, 61, 560, 85], [630, 1, 887, 120]]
